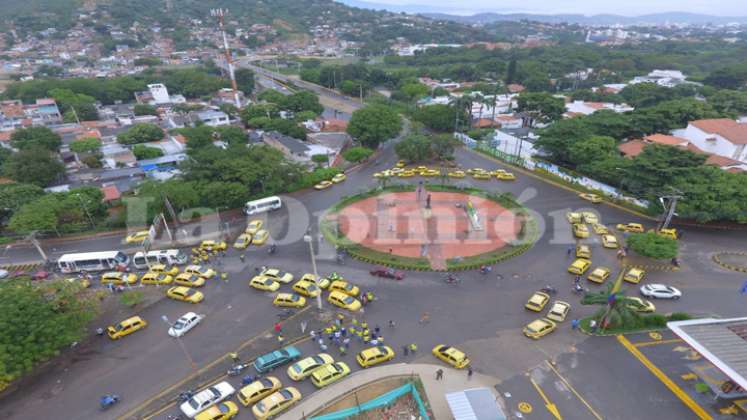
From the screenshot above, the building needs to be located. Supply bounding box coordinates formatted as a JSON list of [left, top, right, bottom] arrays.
[[262, 131, 310, 162], [564, 100, 634, 116], [192, 110, 230, 127], [148, 83, 171, 105], [674, 119, 747, 164], [630, 69, 691, 88], [490, 128, 537, 160]]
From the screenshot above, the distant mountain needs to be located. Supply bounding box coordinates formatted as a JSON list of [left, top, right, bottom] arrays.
[[336, 0, 472, 14], [423, 12, 747, 26]]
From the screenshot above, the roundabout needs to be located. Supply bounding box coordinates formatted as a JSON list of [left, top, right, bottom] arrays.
[[324, 185, 537, 270]]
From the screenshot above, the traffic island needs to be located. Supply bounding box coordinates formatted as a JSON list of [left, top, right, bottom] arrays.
[[712, 251, 747, 273], [321, 185, 537, 271]]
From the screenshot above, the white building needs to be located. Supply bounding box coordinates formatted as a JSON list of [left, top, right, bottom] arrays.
[[630, 70, 691, 88], [565, 100, 634, 116], [148, 84, 171, 105], [194, 110, 230, 127], [674, 119, 747, 164]]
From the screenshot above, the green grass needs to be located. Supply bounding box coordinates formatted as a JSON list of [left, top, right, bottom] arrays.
[[579, 312, 693, 336]]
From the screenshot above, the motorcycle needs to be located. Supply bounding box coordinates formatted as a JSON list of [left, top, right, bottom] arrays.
[[540, 285, 558, 295], [444, 274, 462, 285], [227, 363, 251, 377], [572, 284, 588, 295], [479, 265, 492, 275], [268, 244, 277, 255], [99, 394, 120, 410], [177, 389, 195, 403]]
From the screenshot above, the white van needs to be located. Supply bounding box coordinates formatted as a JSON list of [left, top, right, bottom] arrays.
[[244, 196, 282, 215], [57, 251, 129, 273], [132, 249, 188, 269]]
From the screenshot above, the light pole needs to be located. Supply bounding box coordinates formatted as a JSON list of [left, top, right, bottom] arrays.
[[303, 233, 323, 310], [161, 315, 198, 371]]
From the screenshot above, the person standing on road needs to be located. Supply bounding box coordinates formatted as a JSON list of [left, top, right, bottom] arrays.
[[571, 319, 579, 330], [436, 369, 443, 380], [467, 366, 473, 380], [239, 254, 245, 263], [403, 345, 409, 356], [274, 322, 282, 334]]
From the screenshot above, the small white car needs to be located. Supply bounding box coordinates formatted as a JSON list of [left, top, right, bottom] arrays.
[[168, 312, 204, 338], [640, 284, 682, 300], [180, 381, 235, 418]]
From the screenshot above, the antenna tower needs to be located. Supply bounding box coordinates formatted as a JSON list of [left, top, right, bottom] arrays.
[[210, 8, 241, 108]]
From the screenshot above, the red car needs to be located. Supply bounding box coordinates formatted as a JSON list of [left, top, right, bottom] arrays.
[[370, 266, 404, 280]]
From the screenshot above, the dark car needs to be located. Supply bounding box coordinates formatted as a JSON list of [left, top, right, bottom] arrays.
[[369, 266, 404, 280]]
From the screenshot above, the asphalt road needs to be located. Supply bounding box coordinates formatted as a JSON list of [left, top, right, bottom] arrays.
[[2, 72, 746, 419]]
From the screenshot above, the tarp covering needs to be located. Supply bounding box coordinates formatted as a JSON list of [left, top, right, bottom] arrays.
[[310, 382, 430, 420]]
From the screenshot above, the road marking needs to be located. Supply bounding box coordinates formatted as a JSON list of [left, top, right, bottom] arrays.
[[617, 335, 713, 420], [529, 377, 562, 420], [649, 332, 663, 340], [118, 307, 311, 420], [544, 360, 603, 420], [634, 338, 683, 348], [518, 401, 533, 413]]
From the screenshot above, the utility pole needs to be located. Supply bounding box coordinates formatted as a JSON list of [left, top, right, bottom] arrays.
[[75, 193, 95, 229], [659, 190, 683, 230], [303, 232, 323, 310], [211, 8, 241, 108], [27, 231, 49, 264]]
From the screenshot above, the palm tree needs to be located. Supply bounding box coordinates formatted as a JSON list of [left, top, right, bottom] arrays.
[[449, 96, 473, 132], [580, 283, 640, 332], [473, 93, 485, 122]]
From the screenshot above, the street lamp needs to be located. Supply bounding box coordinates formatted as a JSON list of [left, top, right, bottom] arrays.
[[303, 233, 323, 310], [161, 315, 198, 371]]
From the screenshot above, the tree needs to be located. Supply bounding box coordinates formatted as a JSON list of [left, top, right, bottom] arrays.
[[234, 68, 255, 95], [619, 83, 674, 108], [133, 103, 157, 116], [342, 147, 373, 163], [568, 136, 617, 166], [132, 144, 164, 160], [311, 154, 328, 167], [627, 232, 678, 260], [0, 279, 98, 389], [283, 91, 324, 115], [431, 134, 456, 160], [8, 195, 59, 233], [0, 183, 44, 218], [240, 104, 279, 123], [624, 144, 706, 193], [257, 89, 286, 104], [516, 92, 565, 124], [69, 137, 101, 153], [395, 134, 432, 163], [10, 127, 61, 151], [400, 82, 429, 100], [117, 124, 164, 145], [264, 119, 307, 140], [49, 88, 98, 121], [413, 104, 463, 132], [347, 105, 403, 148], [505, 59, 517, 84], [3, 148, 64, 187]]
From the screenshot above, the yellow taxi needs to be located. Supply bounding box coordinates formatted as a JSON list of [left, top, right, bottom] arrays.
[[260, 268, 294, 284], [167, 286, 204, 303], [107, 316, 147, 340], [252, 229, 270, 245], [601, 234, 618, 249], [546, 301, 570, 322], [65, 277, 90, 288], [616, 223, 644, 233], [246, 219, 263, 235], [448, 170, 466, 178], [495, 172, 516, 181], [625, 297, 656, 313], [568, 258, 592, 275], [592, 223, 609, 235], [421, 169, 440, 177], [302, 273, 329, 288], [199, 240, 227, 252], [327, 291, 361, 311], [101, 272, 137, 285], [525, 291, 551, 312], [194, 401, 238, 420], [523, 318, 557, 339], [292, 278, 321, 298], [373, 170, 392, 178], [251, 387, 301, 420], [466, 168, 485, 175], [472, 171, 491, 180], [233, 233, 252, 249], [396, 160, 406, 168], [356, 345, 395, 368], [149, 263, 180, 276], [287, 353, 334, 381], [272, 293, 306, 308], [573, 223, 590, 238], [310, 362, 350, 388], [175, 273, 206, 287], [415, 165, 428, 171], [125, 230, 150, 244], [237, 377, 281, 406], [332, 173, 347, 183], [566, 212, 582, 224], [587, 266, 611, 283], [389, 167, 404, 175], [329, 280, 359, 297], [582, 212, 598, 224], [490, 169, 507, 176], [398, 169, 416, 178], [576, 244, 592, 259], [579, 193, 602, 203], [184, 265, 216, 279], [140, 272, 173, 285], [432, 344, 470, 368], [623, 267, 646, 284], [250, 276, 280, 292], [314, 180, 333, 190], [650, 228, 678, 240]]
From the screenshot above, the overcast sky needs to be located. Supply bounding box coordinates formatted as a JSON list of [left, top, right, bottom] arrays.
[[365, 0, 745, 16]]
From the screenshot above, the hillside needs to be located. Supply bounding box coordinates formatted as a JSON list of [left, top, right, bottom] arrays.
[[422, 12, 747, 26]]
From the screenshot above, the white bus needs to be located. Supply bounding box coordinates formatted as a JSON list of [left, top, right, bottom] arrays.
[[244, 196, 282, 215], [57, 251, 129, 274], [132, 249, 189, 269]]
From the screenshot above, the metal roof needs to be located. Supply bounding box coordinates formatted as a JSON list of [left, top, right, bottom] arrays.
[[668, 317, 747, 391], [445, 388, 506, 420]]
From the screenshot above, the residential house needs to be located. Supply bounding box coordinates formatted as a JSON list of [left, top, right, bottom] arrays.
[[192, 110, 230, 127], [564, 100, 634, 116], [674, 119, 747, 164], [630, 69, 691, 88], [263, 131, 310, 163]]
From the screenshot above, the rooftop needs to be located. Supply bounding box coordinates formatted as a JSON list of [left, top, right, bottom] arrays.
[[691, 119, 747, 145]]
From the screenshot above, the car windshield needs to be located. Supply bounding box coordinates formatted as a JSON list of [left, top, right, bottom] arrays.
[[278, 349, 289, 358], [280, 389, 293, 399], [292, 364, 303, 373], [291, 295, 300, 302], [173, 320, 185, 329], [263, 279, 273, 285], [255, 402, 266, 412], [343, 296, 354, 304], [218, 404, 229, 413], [260, 378, 273, 387]]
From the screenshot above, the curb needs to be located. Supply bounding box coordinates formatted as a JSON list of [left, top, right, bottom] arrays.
[[624, 263, 680, 272], [712, 251, 747, 273]]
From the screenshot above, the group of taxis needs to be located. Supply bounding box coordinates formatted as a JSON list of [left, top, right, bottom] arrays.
[[463, 167, 516, 181], [523, 291, 570, 339], [566, 210, 621, 279], [249, 269, 364, 312], [373, 164, 440, 179], [99, 261, 216, 304], [233, 220, 270, 249], [314, 173, 347, 190]]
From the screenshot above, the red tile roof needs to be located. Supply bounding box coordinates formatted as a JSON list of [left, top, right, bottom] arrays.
[[0, 131, 13, 142], [618, 139, 647, 157], [704, 154, 743, 167], [507, 84, 525, 93], [644, 134, 688, 146], [472, 118, 497, 128], [691, 119, 747, 145], [101, 185, 121, 202]]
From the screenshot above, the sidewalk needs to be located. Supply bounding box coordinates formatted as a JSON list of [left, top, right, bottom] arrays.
[[278, 363, 503, 420]]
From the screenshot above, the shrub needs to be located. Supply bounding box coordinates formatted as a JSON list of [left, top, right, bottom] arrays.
[[342, 147, 373, 163], [627, 232, 678, 260], [133, 144, 164, 160], [120, 290, 144, 307], [668, 312, 693, 321]]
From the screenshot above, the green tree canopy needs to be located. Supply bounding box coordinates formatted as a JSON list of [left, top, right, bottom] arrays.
[[49, 88, 98, 121], [395, 134, 432, 163], [413, 104, 462, 132], [342, 146, 373, 163], [516, 92, 565, 124], [10, 127, 62, 152], [132, 144, 164, 160], [347, 105, 403, 148], [0, 183, 45, 219], [117, 123, 164, 145], [627, 232, 678, 260], [69, 137, 101, 153], [133, 103, 158, 116], [234, 68, 255, 95], [3, 148, 64, 187]]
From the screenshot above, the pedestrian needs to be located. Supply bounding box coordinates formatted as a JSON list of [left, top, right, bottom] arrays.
[[310, 330, 316, 339], [277, 334, 284, 344], [388, 320, 396, 328], [343, 337, 350, 349], [361, 294, 368, 305], [274, 322, 282, 334], [334, 330, 341, 340], [229, 352, 240, 363], [370, 337, 379, 346], [409, 343, 417, 354], [403, 345, 409, 356], [589, 319, 597, 332], [340, 326, 347, 337], [335, 317, 342, 327], [436, 369, 443, 380], [242, 375, 256, 385], [467, 366, 473, 379], [339, 345, 346, 355], [389, 248, 393, 254], [328, 333, 334, 342], [239, 254, 245, 263], [317, 338, 324, 348], [571, 319, 579, 330], [221, 272, 228, 283], [567, 246, 573, 256], [320, 343, 328, 351]]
